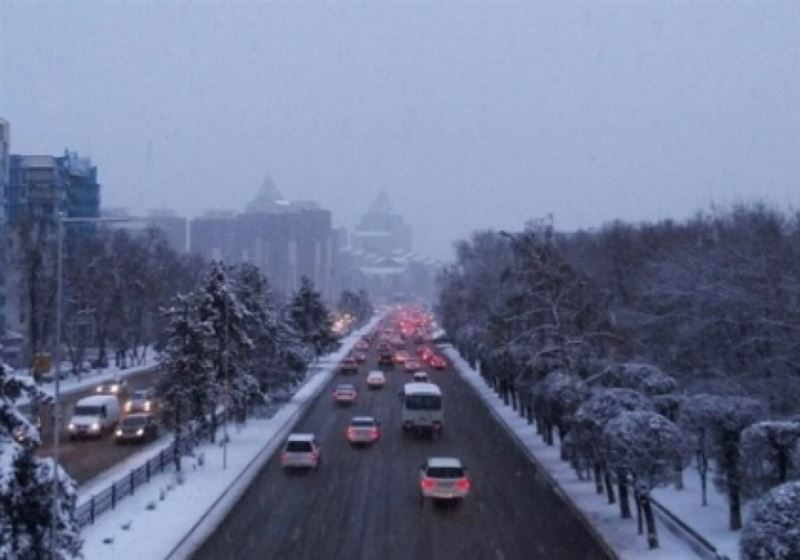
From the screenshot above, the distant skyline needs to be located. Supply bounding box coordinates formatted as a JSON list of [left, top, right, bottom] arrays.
[[2, 2, 798, 260]]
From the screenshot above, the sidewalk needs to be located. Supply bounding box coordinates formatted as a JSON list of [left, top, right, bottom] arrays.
[[78, 317, 382, 560], [443, 345, 717, 560]]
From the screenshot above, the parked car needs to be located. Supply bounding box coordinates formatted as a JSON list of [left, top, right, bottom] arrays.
[[419, 457, 470, 504], [333, 384, 358, 404], [366, 370, 387, 389], [346, 416, 380, 445], [115, 413, 159, 444], [68, 395, 120, 439], [125, 388, 157, 413], [95, 377, 129, 397], [280, 433, 322, 470], [338, 358, 360, 374]]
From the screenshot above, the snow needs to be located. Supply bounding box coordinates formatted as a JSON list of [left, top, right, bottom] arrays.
[[79, 315, 382, 560], [443, 345, 722, 560]]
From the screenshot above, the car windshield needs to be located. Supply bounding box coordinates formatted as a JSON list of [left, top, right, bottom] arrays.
[[286, 441, 312, 452], [121, 416, 147, 428], [131, 391, 148, 400], [404, 395, 441, 411], [427, 467, 464, 479], [73, 405, 102, 416]]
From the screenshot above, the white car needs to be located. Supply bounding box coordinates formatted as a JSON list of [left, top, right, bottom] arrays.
[[419, 457, 470, 503], [280, 433, 322, 470], [412, 371, 429, 383], [366, 370, 386, 389], [333, 384, 358, 404], [346, 416, 380, 445]]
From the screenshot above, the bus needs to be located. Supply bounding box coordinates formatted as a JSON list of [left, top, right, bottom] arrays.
[[400, 382, 443, 435]]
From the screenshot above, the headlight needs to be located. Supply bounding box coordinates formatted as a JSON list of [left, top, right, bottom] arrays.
[[68, 423, 76, 431], [115, 429, 123, 436], [90, 423, 100, 431], [136, 428, 144, 436], [125, 402, 132, 412], [95, 386, 103, 392], [144, 402, 151, 411], [110, 385, 119, 393]]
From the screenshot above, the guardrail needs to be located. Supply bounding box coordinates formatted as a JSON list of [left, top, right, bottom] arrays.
[[650, 497, 731, 560]]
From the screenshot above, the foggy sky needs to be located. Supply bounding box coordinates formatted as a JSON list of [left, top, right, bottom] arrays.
[[2, 2, 798, 260]]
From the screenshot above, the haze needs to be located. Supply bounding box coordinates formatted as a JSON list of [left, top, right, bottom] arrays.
[[2, 2, 798, 260]]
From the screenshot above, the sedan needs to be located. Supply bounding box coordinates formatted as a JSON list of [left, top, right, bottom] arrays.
[[404, 359, 422, 373], [333, 384, 358, 404], [125, 388, 157, 413], [366, 370, 387, 389], [338, 358, 360, 374], [346, 416, 380, 445], [115, 413, 159, 444], [95, 377, 129, 397], [352, 351, 367, 364], [429, 355, 447, 370], [394, 350, 411, 365], [419, 457, 470, 504], [355, 340, 369, 351]]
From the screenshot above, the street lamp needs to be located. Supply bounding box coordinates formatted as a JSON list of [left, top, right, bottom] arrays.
[[50, 214, 130, 559]]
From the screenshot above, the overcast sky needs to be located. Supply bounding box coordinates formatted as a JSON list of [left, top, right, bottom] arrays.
[[2, 2, 798, 260]]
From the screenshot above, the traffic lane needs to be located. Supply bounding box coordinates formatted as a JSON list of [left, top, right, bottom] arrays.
[[194, 348, 613, 560], [36, 367, 162, 484]]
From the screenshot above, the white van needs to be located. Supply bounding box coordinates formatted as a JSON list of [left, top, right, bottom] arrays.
[[401, 382, 443, 435], [68, 395, 120, 439]]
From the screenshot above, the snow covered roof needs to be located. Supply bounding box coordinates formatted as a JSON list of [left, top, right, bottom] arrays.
[[403, 382, 441, 396], [287, 433, 315, 442], [427, 457, 463, 469], [76, 394, 118, 406]]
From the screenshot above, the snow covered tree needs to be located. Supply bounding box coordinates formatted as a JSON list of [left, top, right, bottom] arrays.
[[289, 276, 338, 359], [337, 289, 374, 327], [740, 480, 800, 560], [679, 393, 719, 507], [741, 420, 800, 499], [598, 362, 677, 397], [0, 361, 81, 559], [533, 370, 587, 449], [703, 395, 765, 530], [157, 296, 217, 467], [572, 388, 653, 516], [603, 410, 684, 548]]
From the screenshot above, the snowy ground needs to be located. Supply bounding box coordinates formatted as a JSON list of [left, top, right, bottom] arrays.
[[442, 345, 732, 560], [79, 317, 382, 560]]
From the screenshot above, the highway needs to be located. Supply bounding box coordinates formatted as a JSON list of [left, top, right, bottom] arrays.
[[36, 367, 163, 484], [194, 334, 614, 560]]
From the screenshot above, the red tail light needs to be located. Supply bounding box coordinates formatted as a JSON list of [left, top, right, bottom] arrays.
[[369, 428, 379, 438], [421, 477, 435, 490], [456, 478, 470, 491], [280, 452, 289, 462], [347, 427, 356, 438]]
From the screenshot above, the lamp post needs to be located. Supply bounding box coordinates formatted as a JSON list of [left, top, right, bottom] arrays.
[[50, 214, 129, 559]]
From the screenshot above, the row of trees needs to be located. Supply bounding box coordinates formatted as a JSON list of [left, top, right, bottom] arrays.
[[9, 218, 205, 374], [437, 205, 800, 555], [336, 288, 375, 328], [157, 267, 339, 470]]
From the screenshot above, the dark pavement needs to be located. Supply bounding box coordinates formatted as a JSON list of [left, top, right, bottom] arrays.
[[194, 340, 614, 560]]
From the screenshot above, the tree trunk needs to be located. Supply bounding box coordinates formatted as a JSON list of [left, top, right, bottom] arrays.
[[209, 409, 217, 443], [594, 463, 604, 495], [634, 489, 643, 534], [697, 452, 708, 507], [778, 449, 788, 483], [604, 469, 616, 504], [617, 469, 631, 518], [641, 492, 659, 549], [544, 422, 554, 446], [674, 459, 684, 490], [728, 486, 742, 530]]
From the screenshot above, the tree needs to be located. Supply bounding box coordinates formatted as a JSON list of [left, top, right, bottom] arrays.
[[572, 388, 653, 515], [740, 480, 800, 560], [603, 411, 684, 549], [337, 289, 373, 327], [289, 276, 338, 359], [0, 361, 81, 559], [533, 370, 587, 449], [679, 393, 719, 507], [598, 363, 677, 397], [741, 420, 800, 499], [156, 297, 217, 468]]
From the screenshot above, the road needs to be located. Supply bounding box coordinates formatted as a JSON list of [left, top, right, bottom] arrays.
[[194, 339, 614, 560], [35, 367, 163, 484]]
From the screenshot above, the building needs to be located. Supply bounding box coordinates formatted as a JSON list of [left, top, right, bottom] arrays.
[[350, 191, 412, 257], [189, 178, 335, 301], [146, 209, 187, 253], [0, 118, 9, 334]]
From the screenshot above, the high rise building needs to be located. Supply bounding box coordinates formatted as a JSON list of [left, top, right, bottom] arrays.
[[189, 178, 335, 301], [0, 118, 9, 333], [146, 209, 187, 253], [350, 191, 412, 257]]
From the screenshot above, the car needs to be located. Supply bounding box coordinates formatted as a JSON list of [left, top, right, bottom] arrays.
[[338, 358, 359, 374], [95, 377, 129, 397], [394, 350, 411, 364], [280, 433, 322, 470], [352, 351, 367, 364], [404, 359, 422, 373], [115, 413, 159, 444], [333, 383, 358, 404], [355, 340, 369, 351], [419, 457, 470, 503], [413, 371, 429, 383], [346, 416, 380, 445], [377, 342, 391, 353], [378, 352, 394, 367], [429, 355, 447, 370], [366, 370, 387, 389], [416, 346, 434, 361], [68, 395, 120, 439], [125, 388, 157, 413]]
